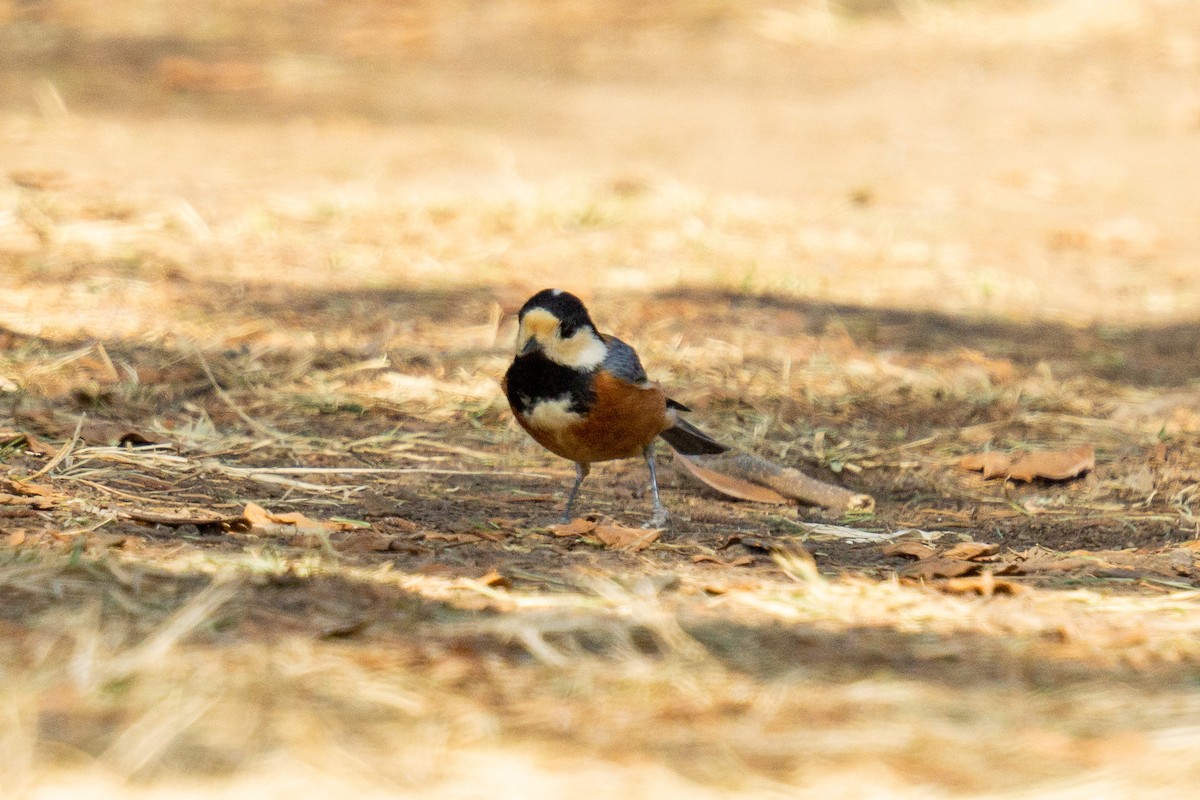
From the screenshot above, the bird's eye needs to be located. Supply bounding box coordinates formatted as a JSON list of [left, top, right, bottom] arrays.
[[559, 319, 579, 338]]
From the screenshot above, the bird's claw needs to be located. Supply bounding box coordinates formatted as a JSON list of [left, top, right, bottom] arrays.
[[643, 507, 670, 530]]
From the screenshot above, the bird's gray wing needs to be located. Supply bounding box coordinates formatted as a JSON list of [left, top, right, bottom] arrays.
[[599, 334, 649, 384]]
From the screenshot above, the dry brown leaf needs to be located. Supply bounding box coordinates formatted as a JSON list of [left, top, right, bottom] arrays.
[[903, 557, 982, 580], [1, 479, 58, 499], [468, 528, 507, 542], [124, 508, 243, 528], [7, 530, 27, 546], [594, 524, 660, 551], [242, 502, 274, 529], [270, 511, 316, 526], [943, 542, 1000, 561], [1006, 445, 1095, 482], [692, 553, 754, 567], [475, 570, 512, 588], [0, 493, 55, 510], [939, 572, 1024, 596], [240, 503, 356, 534], [883, 542, 937, 560], [424, 532, 479, 544], [959, 451, 1014, 479], [673, 454, 791, 504], [548, 518, 598, 537], [960, 445, 1095, 482], [332, 531, 394, 553], [21, 433, 59, 457]]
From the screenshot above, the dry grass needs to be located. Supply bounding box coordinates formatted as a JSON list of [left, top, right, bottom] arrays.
[[4, 0, 1200, 797]]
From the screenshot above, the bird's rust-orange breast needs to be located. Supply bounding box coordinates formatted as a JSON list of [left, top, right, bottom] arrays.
[[561, 371, 671, 463]]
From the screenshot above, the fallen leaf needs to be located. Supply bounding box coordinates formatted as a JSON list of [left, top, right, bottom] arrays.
[[7, 530, 26, 546], [903, 557, 982, 580], [548, 518, 597, 537], [270, 510, 318, 526], [1006, 445, 1095, 482], [882, 542, 937, 560], [240, 503, 359, 534], [0, 493, 55, 510], [0, 479, 59, 510], [332, 531, 394, 553], [123, 508, 244, 529], [594, 524, 660, 551], [469, 528, 507, 542], [692, 553, 754, 567], [673, 453, 791, 503], [960, 445, 1095, 483], [242, 502, 274, 529], [423, 532, 479, 544], [959, 451, 1014, 479], [939, 572, 1024, 596], [943, 542, 1000, 560], [23, 434, 55, 456], [1, 479, 58, 499], [0, 431, 57, 456], [475, 570, 512, 588]]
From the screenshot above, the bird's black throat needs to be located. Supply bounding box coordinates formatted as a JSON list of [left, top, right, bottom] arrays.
[[504, 350, 595, 415]]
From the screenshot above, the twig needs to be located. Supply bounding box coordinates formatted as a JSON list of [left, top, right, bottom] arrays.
[[217, 465, 555, 478], [192, 344, 287, 440], [26, 413, 85, 480], [64, 476, 159, 503]]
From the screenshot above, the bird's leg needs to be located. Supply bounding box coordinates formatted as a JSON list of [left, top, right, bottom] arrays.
[[642, 443, 670, 529], [560, 461, 590, 523]]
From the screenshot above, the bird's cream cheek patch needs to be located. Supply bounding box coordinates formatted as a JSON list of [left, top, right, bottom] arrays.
[[545, 328, 606, 369]]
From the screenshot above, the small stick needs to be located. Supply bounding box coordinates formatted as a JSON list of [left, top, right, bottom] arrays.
[[192, 344, 286, 440], [26, 413, 85, 480]]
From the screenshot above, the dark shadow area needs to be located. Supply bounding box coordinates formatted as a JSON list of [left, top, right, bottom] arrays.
[[10, 274, 1196, 390], [655, 287, 1200, 389]]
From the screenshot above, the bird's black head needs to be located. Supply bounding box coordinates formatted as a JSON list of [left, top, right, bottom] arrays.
[[514, 289, 605, 368], [518, 289, 595, 337]]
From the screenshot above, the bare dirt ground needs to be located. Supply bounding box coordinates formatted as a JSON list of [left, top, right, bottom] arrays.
[[4, 1, 1200, 797]]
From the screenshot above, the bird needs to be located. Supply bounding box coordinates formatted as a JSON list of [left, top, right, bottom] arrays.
[[502, 288, 728, 528]]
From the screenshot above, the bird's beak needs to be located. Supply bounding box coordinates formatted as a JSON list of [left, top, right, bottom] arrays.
[[519, 337, 540, 356]]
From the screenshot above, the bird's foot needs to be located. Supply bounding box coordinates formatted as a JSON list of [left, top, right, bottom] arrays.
[[643, 506, 670, 530]]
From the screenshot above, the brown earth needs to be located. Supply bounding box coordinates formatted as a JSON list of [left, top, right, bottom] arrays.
[[3, 1, 1200, 797]]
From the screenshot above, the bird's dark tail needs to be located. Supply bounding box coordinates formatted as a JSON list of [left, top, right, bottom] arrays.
[[658, 417, 729, 456]]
